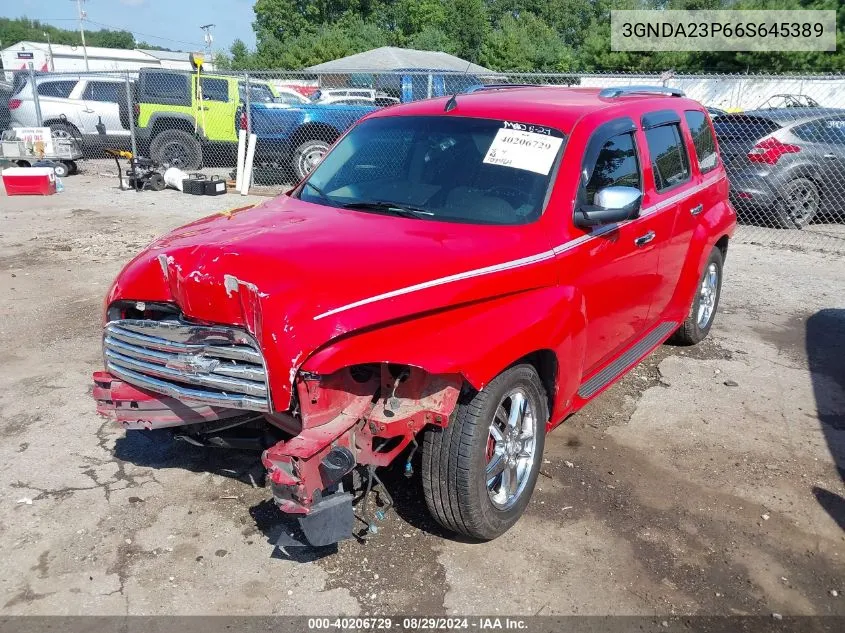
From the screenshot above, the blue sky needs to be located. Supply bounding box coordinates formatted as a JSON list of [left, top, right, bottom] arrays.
[[4, 0, 257, 51]]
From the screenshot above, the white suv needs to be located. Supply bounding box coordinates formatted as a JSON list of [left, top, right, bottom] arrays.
[[9, 74, 132, 148]]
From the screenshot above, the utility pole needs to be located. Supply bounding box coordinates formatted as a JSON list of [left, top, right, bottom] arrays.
[[72, 0, 89, 71], [200, 24, 215, 60], [43, 32, 55, 71]]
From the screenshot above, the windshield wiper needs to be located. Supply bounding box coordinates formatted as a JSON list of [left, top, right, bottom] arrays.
[[300, 180, 343, 207], [340, 200, 434, 219], [302, 180, 329, 199]]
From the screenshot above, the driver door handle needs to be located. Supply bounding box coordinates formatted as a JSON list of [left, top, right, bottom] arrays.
[[634, 231, 656, 247], [690, 203, 704, 215]]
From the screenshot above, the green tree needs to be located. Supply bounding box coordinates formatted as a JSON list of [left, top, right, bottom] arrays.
[[396, 0, 448, 35], [480, 13, 574, 71], [0, 17, 136, 52], [408, 26, 459, 54], [87, 29, 135, 49], [445, 0, 488, 61], [229, 38, 254, 69]]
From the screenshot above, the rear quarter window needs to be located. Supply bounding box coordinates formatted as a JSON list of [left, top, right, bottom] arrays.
[[713, 115, 781, 143], [143, 73, 189, 103], [37, 80, 77, 99], [644, 124, 691, 192], [684, 110, 719, 173]]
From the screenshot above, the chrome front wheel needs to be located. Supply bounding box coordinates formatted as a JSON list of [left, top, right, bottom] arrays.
[[486, 389, 537, 510], [421, 364, 548, 540]]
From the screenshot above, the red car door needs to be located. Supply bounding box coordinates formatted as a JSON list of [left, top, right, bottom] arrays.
[[559, 118, 662, 377], [638, 110, 703, 322]]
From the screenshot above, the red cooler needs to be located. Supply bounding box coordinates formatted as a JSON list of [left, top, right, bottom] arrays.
[[2, 167, 57, 196]]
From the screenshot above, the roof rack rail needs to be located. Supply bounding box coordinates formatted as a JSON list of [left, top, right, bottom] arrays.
[[467, 84, 543, 93], [599, 85, 685, 98]]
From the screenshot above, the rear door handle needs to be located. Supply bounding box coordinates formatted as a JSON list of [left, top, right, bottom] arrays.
[[690, 203, 704, 215], [824, 153, 837, 159], [634, 231, 656, 247], [198, 106, 209, 111]]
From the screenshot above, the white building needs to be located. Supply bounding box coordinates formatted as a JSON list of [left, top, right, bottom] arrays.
[[1, 41, 213, 80]]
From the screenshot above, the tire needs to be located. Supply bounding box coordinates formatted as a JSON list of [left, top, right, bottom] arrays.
[[52, 162, 69, 178], [671, 246, 724, 346], [66, 160, 78, 175], [148, 173, 166, 191], [49, 122, 82, 144], [422, 364, 548, 540], [291, 137, 333, 182], [775, 177, 819, 229], [150, 129, 202, 170]]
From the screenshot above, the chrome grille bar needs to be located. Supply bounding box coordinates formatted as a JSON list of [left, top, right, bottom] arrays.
[[103, 319, 271, 412]]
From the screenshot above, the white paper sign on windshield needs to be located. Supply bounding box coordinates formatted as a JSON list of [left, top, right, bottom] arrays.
[[483, 128, 563, 175]]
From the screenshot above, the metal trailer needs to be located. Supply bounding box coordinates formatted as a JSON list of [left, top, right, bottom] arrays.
[[0, 134, 84, 177]]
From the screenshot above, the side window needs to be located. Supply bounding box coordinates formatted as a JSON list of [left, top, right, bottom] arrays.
[[147, 73, 189, 99], [684, 111, 718, 173], [644, 123, 691, 192], [585, 132, 641, 204], [83, 81, 123, 103], [199, 78, 229, 102], [37, 80, 77, 98]]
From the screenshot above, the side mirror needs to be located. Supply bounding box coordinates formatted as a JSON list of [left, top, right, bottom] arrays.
[[574, 186, 642, 228]]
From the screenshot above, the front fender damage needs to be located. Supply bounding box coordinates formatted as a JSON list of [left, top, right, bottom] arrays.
[[260, 363, 461, 545]]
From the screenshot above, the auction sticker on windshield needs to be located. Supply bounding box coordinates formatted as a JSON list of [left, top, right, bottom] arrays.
[[483, 128, 563, 175]]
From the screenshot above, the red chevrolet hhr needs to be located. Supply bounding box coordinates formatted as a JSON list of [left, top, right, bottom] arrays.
[[93, 85, 736, 547]]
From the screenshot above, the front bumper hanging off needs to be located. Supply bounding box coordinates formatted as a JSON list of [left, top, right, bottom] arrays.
[[94, 365, 462, 547]]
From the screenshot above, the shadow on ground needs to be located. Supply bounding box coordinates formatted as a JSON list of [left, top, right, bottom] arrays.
[[806, 309, 845, 531], [113, 429, 265, 485]]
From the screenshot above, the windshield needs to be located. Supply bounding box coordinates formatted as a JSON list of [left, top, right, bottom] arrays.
[[297, 115, 565, 225]]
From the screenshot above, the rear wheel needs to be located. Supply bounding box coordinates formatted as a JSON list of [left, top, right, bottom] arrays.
[[150, 129, 202, 170], [66, 160, 79, 175], [49, 122, 82, 144], [776, 177, 819, 229], [671, 246, 723, 345], [422, 364, 547, 540], [292, 137, 333, 182]]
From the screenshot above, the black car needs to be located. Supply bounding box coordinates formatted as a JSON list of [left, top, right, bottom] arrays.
[[714, 108, 845, 228]]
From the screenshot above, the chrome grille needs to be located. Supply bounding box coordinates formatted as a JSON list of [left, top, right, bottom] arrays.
[[103, 319, 271, 412]]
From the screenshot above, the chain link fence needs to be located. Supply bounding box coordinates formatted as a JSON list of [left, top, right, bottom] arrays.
[[3, 65, 845, 252]]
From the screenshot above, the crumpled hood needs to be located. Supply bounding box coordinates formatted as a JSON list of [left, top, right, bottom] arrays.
[[107, 195, 556, 410]]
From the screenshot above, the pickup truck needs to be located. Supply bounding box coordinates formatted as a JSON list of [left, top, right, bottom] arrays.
[[93, 85, 735, 548], [134, 68, 375, 177], [247, 100, 376, 181]]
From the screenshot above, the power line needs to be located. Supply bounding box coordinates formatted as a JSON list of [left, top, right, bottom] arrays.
[[28, 17, 204, 48], [84, 19, 204, 47]]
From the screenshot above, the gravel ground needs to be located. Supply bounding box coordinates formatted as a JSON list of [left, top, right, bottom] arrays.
[[0, 174, 843, 617]]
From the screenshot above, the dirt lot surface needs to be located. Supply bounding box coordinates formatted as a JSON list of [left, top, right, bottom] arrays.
[[0, 175, 843, 617]]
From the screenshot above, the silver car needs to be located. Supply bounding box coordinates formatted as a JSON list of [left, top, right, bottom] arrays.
[[9, 74, 132, 149]]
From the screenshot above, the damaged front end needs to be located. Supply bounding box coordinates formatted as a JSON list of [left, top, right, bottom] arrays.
[[93, 307, 462, 547]]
